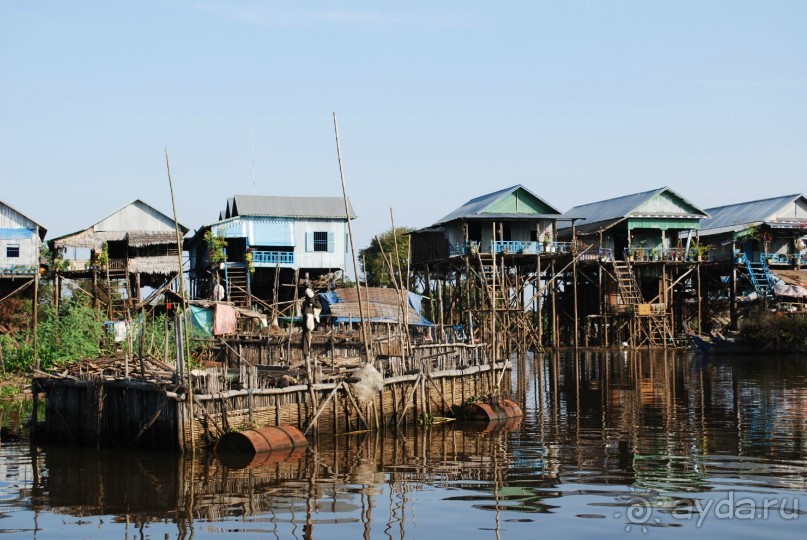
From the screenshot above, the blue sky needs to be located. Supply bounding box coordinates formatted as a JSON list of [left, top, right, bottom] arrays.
[[1, 0, 805, 248]]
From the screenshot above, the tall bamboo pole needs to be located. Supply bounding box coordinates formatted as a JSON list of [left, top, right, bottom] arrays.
[[390, 209, 412, 356], [333, 113, 372, 363], [165, 147, 195, 453], [572, 222, 579, 350], [491, 222, 497, 363]]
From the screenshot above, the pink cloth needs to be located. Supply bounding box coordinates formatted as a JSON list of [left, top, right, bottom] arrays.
[[213, 304, 238, 335]]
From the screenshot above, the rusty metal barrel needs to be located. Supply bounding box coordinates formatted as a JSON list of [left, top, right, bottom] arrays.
[[460, 399, 523, 422], [215, 425, 307, 469]]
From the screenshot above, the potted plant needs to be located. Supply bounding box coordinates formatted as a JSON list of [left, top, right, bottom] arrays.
[[204, 230, 228, 268], [96, 241, 109, 270], [542, 232, 552, 253], [469, 240, 479, 255], [245, 247, 255, 273], [692, 243, 713, 262], [735, 250, 744, 264]]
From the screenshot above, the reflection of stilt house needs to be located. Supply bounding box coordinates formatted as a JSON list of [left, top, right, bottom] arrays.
[[186, 195, 355, 308], [48, 200, 187, 320], [0, 199, 46, 298], [558, 187, 710, 346]]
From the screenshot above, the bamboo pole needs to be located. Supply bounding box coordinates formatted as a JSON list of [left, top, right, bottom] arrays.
[[572, 224, 579, 350], [33, 273, 39, 372], [491, 222, 497, 363], [333, 113, 372, 363], [164, 147, 195, 454], [389, 209, 413, 358]]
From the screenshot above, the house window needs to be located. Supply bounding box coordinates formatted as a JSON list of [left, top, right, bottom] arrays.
[[314, 231, 328, 252], [6, 244, 20, 258], [305, 231, 335, 253]]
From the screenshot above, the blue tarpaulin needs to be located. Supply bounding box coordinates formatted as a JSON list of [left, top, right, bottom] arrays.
[[0, 228, 34, 240], [190, 305, 213, 336]]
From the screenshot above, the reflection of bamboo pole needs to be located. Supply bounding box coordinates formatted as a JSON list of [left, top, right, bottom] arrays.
[[333, 113, 372, 363]]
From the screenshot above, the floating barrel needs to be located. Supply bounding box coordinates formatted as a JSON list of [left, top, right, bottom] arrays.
[[460, 399, 523, 422], [215, 425, 307, 469]]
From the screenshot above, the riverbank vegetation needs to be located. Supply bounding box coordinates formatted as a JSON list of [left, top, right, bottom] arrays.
[[739, 313, 807, 352]]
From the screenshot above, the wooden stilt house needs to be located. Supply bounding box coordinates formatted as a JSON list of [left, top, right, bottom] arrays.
[[186, 195, 355, 308], [0, 200, 46, 282], [410, 184, 566, 264], [559, 187, 709, 261], [698, 194, 807, 267], [48, 200, 188, 319]]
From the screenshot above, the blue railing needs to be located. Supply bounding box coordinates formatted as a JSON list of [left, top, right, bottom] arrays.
[[251, 250, 295, 266], [577, 247, 613, 261], [450, 240, 574, 256], [0, 264, 38, 275], [760, 252, 807, 267], [491, 240, 572, 254]]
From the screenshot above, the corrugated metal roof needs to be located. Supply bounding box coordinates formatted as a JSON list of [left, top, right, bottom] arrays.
[[700, 194, 803, 234], [229, 195, 356, 219], [49, 199, 188, 245], [559, 187, 707, 230], [0, 199, 47, 238], [433, 185, 562, 225]]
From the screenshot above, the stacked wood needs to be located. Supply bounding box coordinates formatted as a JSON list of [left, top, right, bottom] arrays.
[[37, 353, 175, 383]]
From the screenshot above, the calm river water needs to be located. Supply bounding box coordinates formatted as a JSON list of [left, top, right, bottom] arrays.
[[1, 351, 805, 539]]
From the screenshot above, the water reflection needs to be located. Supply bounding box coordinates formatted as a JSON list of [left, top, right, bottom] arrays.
[[1, 351, 805, 539]]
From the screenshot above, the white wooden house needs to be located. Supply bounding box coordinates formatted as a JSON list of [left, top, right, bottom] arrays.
[[187, 195, 355, 306], [0, 199, 46, 278]]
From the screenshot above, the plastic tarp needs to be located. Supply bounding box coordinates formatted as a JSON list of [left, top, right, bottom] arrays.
[[770, 270, 807, 299], [213, 219, 294, 247], [213, 304, 238, 335], [0, 228, 34, 240], [190, 305, 213, 337], [774, 281, 807, 298]]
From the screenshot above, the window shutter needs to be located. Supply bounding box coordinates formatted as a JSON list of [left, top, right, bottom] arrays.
[[305, 232, 313, 252], [327, 232, 335, 253]]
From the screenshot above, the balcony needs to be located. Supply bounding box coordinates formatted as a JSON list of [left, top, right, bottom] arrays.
[[0, 264, 38, 276], [623, 246, 717, 262], [492, 240, 572, 255], [760, 252, 807, 268], [450, 240, 574, 256], [251, 250, 295, 267]]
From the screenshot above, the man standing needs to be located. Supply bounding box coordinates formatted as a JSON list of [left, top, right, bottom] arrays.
[[301, 288, 321, 359]]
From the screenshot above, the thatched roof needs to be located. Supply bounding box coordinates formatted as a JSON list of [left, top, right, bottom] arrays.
[[127, 231, 180, 247], [127, 255, 181, 275], [320, 287, 432, 326], [52, 230, 179, 250]]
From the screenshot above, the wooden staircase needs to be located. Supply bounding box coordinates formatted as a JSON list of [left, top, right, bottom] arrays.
[[744, 256, 776, 298], [226, 264, 250, 307], [478, 254, 513, 310], [612, 261, 643, 306], [612, 260, 672, 348], [104, 260, 131, 321]]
